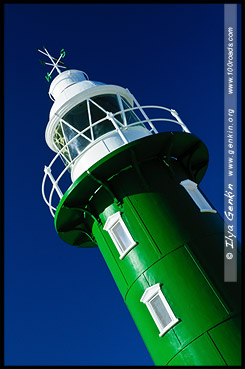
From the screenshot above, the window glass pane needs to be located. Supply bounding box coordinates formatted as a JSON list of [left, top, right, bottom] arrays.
[[90, 95, 122, 139], [54, 122, 65, 150], [111, 222, 132, 252], [122, 98, 143, 126], [63, 102, 91, 139], [90, 103, 114, 140], [62, 122, 90, 160], [150, 295, 172, 329], [53, 122, 71, 163], [92, 95, 122, 118]]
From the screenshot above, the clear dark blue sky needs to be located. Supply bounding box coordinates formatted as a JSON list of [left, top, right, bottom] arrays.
[[4, 4, 241, 366]]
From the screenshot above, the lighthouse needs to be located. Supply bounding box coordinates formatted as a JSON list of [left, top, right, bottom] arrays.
[[40, 47, 241, 366]]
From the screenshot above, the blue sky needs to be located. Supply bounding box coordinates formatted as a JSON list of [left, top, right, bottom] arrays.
[[4, 3, 241, 366]]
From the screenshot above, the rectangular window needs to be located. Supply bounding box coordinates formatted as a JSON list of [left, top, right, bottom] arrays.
[[150, 294, 172, 328], [140, 283, 179, 337], [180, 179, 217, 213], [103, 212, 137, 259]]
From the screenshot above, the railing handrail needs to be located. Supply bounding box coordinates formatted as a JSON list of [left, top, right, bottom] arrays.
[[42, 105, 190, 217]]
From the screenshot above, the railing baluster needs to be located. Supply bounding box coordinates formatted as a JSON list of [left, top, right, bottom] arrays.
[[44, 166, 63, 199], [42, 105, 191, 216]]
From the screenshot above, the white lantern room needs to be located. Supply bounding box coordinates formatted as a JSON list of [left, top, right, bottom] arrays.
[[45, 69, 154, 183], [40, 48, 190, 216]]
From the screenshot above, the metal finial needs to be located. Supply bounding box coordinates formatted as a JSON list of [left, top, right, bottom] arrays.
[[36, 46, 68, 82]]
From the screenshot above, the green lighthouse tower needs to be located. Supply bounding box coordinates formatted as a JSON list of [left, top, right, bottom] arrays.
[[40, 48, 241, 366]]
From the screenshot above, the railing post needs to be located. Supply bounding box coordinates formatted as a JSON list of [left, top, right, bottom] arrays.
[[117, 93, 128, 127], [44, 166, 63, 199], [129, 93, 158, 134], [170, 109, 191, 133], [107, 112, 129, 144]]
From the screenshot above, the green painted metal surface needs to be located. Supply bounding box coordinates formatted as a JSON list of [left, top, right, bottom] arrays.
[[54, 132, 241, 365], [208, 315, 241, 365], [167, 332, 227, 366], [125, 274, 182, 365], [55, 132, 209, 244], [92, 220, 129, 297], [144, 248, 229, 348]]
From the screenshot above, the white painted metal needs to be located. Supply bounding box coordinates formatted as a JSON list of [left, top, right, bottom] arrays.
[[140, 283, 179, 337], [103, 212, 137, 259], [43, 166, 63, 199], [180, 179, 217, 213], [46, 84, 134, 151], [71, 126, 151, 182], [37, 47, 66, 75], [130, 93, 159, 134], [42, 104, 191, 216], [49, 70, 87, 101], [117, 93, 127, 126], [42, 67, 191, 217], [42, 107, 190, 216], [170, 109, 190, 133]]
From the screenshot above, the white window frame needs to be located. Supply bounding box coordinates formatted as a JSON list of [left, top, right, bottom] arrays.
[[103, 212, 137, 259], [180, 179, 217, 213], [140, 283, 179, 337]]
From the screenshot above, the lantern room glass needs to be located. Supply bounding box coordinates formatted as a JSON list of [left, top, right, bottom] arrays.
[[53, 94, 142, 166]]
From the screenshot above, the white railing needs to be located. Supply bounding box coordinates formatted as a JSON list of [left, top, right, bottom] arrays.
[[42, 104, 190, 217]]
